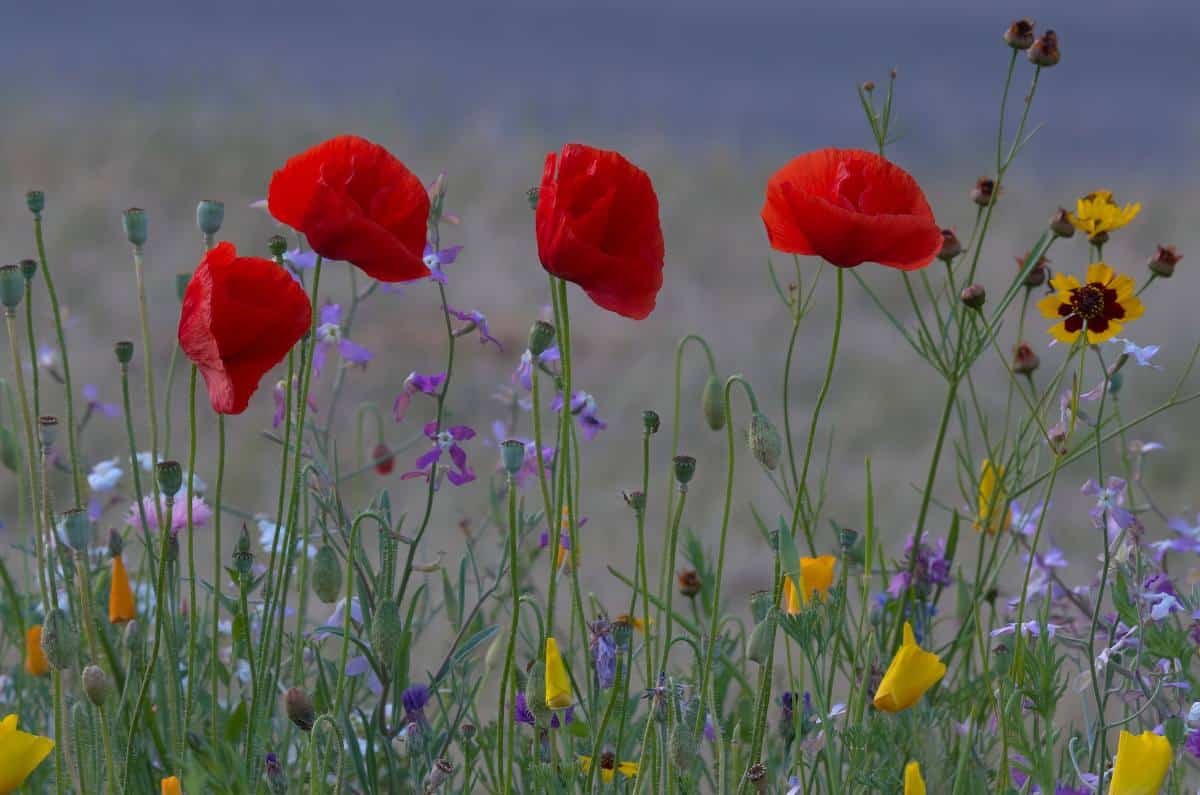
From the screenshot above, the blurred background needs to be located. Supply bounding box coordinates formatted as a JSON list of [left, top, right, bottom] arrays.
[[1, 0, 1197, 626]]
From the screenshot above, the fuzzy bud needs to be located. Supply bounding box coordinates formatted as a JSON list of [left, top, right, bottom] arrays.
[[284, 687, 316, 731], [701, 375, 726, 430], [526, 187, 540, 211], [747, 609, 776, 665], [25, 190, 45, 216], [642, 409, 661, 435], [19, 258, 37, 281], [748, 412, 782, 471], [670, 720, 698, 772], [1004, 18, 1035, 49], [1013, 342, 1040, 375], [747, 762, 768, 794], [459, 722, 477, 742], [1049, 208, 1075, 238], [37, 416, 58, 448], [62, 508, 92, 551], [233, 525, 254, 578], [1148, 245, 1182, 278], [971, 177, 997, 207], [311, 546, 342, 604], [524, 660, 552, 728], [196, 200, 225, 237], [123, 620, 142, 653], [114, 340, 134, 365], [500, 439, 526, 476], [0, 265, 24, 310], [122, 208, 148, 248], [673, 455, 696, 486], [677, 569, 702, 599], [82, 665, 112, 705], [960, 284, 986, 310], [424, 757, 455, 793], [937, 228, 962, 262], [528, 320, 556, 356], [41, 608, 77, 670], [370, 598, 404, 664], [1028, 30, 1060, 66]]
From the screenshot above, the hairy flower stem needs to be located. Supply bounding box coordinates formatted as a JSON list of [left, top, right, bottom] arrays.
[[657, 486, 689, 676], [182, 365, 199, 767], [500, 474, 520, 795], [211, 414, 225, 748], [132, 244, 164, 531], [530, 367, 560, 638]]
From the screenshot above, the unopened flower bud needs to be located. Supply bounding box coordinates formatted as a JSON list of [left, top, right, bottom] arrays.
[[960, 284, 986, 310], [624, 490, 646, 515], [500, 439, 525, 476], [311, 546, 342, 604], [370, 598, 404, 664], [0, 265, 24, 310], [526, 187, 540, 210], [1013, 342, 1040, 375], [1049, 208, 1075, 238], [114, 340, 134, 365], [122, 208, 148, 248], [937, 229, 962, 262], [862, 80, 875, 93], [123, 620, 141, 652], [1148, 245, 1182, 278], [971, 177, 997, 207], [26, 190, 45, 216], [264, 752, 287, 794], [267, 234, 288, 259], [372, 442, 395, 475], [677, 569, 702, 598], [19, 258, 37, 281], [642, 409, 661, 435], [41, 608, 77, 670], [839, 526, 859, 550], [284, 687, 316, 731], [670, 720, 698, 771], [748, 412, 782, 471], [701, 375, 726, 430], [1016, 251, 1049, 287], [673, 455, 696, 486], [749, 590, 774, 624], [175, 273, 191, 302], [37, 416, 58, 448], [156, 460, 183, 497], [233, 525, 254, 578], [424, 757, 455, 793], [459, 722, 477, 742], [62, 508, 91, 552], [525, 660, 552, 728], [82, 664, 112, 705], [1004, 18, 1035, 49], [196, 200, 225, 237], [528, 320, 555, 356], [1028, 30, 1060, 66], [747, 609, 776, 665]]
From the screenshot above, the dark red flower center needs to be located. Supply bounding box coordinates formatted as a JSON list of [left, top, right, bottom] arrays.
[[1059, 281, 1125, 335], [599, 752, 615, 770], [1070, 284, 1106, 319]]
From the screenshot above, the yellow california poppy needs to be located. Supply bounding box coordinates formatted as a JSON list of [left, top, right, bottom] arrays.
[[544, 637, 573, 710], [580, 753, 638, 784], [975, 459, 1011, 535], [109, 553, 136, 624], [1068, 190, 1140, 240], [873, 622, 946, 713], [23, 626, 49, 677], [0, 714, 54, 794], [782, 555, 837, 614], [1036, 262, 1144, 345], [1108, 730, 1171, 794], [161, 775, 183, 795], [904, 761, 926, 795]]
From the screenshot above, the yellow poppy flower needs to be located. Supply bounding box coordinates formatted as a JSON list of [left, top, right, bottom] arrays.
[[904, 761, 926, 795], [544, 637, 573, 710], [613, 614, 647, 633], [161, 775, 182, 795], [1036, 262, 1144, 345], [23, 626, 49, 677], [975, 459, 1011, 535], [1068, 190, 1140, 240], [109, 553, 136, 624], [873, 622, 946, 713], [782, 556, 838, 614], [579, 753, 638, 783], [1109, 730, 1171, 794], [0, 714, 54, 794]]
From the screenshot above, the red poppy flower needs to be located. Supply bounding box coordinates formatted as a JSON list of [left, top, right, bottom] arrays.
[[268, 135, 430, 282], [179, 242, 312, 415], [761, 148, 941, 271], [536, 143, 665, 319]]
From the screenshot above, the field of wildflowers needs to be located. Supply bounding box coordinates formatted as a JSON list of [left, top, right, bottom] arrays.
[[1, 18, 1199, 795]]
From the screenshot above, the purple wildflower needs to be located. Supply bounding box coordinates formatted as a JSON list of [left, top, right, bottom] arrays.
[[401, 422, 476, 486], [1144, 573, 1175, 597], [549, 707, 574, 729], [313, 303, 373, 376], [345, 655, 383, 695], [82, 384, 120, 419], [423, 244, 463, 284], [513, 691, 535, 725], [552, 391, 607, 440], [402, 683, 431, 722], [886, 533, 951, 599], [1010, 500, 1046, 536], [990, 621, 1059, 639], [447, 306, 502, 349], [1187, 728, 1200, 759], [589, 620, 617, 689], [273, 377, 319, 429], [703, 713, 716, 742], [1081, 477, 1140, 539], [1112, 337, 1161, 369], [283, 248, 319, 272], [392, 372, 446, 423], [127, 495, 212, 535], [512, 345, 560, 391]]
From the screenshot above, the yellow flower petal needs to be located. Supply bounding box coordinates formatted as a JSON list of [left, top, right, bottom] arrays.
[[1047, 321, 1080, 344], [0, 714, 54, 794], [1110, 273, 1137, 300], [799, 555, 837, 604], [1048, 273, 1080, 293], [1108, 729, 1171, 795], [1121, 295, 1145, 322], [904, 761, 926, 795], [1036, 292, 1067, 320], [544, 637, 573, 710], [872, 623, 946, 712], [1087, 261, 1114, 285], [975, 459, 1010, 535], [1086, 322, 1122, 345], [617, 761, 640, 777], [162, 775, 183, 795], [782, 577, 802, 616]]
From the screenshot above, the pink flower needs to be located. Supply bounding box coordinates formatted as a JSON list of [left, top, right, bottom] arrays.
[[127, 495, 213, 535]]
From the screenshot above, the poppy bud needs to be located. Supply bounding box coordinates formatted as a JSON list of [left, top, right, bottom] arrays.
[[677, 569, 702, 599], [748, 412, 782, 471], [747, 609, 776, 665], [123, 620, 142, 652], [156, 460, 183, 497], [82, 664, 112, 705], [311, 546, 342, 604], [264, 752, 287, 794], [62, 508, 91, 551], [370, 598, 404, 664], [114, 340, 134, 365], [1049, 208, 1075, 238], [749, 590, 774, 624], [642, 409, 661, 435], [41, 607, 78, 670], [528, 320, 556, 356], [0, 265, 24, 310], [1148, 245, 1182, 278], [175, 273, 191, 302], [500, 439, 525, 476], [1013, 342, 1040, 375], [268, 235, 288, 259], [673, 455, 696, 486], [372, 442, 395, 475], [37, 416, 58, 448], [937, 229, 962, 263], [747, 762, 768, 794], [122, 208, 148, 248], [233, 525, 254, 578], [1004, 18, 1035, 49], [526, 187, 540, 211], [624, 490, 646, 515], [701, 375, 726, 430], [839, 526, 859, 550], [196, 200, 225, 237], [1028, 30, 1060, 66], [959, 284, 987, 310], [284, 687, 316, 731], [971, 177, 997, 207], [26, 190, 45, 216], [1016, 251, 1049, 287], [424, 757, 455, 792], [862, 80, 875, 93], [19, 258, 37, 281], [524, 659, 552, 728]]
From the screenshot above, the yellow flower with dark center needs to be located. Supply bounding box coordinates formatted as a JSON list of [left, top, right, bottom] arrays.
[[782, 555, 838, 614], [579, 752, 638, 784], [544, 637, 573, 710], [1108, 730, 1171, 794], [1036, 262, 1144, 345], [904, 761, 926, 795], [872, 622, 946, 713], [23, 626, 49, 677], [0, 714, 54, 794], [975, 459, 1011, 535], [161, 775, 183, 795], [1068, 190, 1140, 240]]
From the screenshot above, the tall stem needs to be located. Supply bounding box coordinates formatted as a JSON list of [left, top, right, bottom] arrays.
[[500, 475, 520, 795], [132, 244, 164, 531], [211, 414, 226, 748]]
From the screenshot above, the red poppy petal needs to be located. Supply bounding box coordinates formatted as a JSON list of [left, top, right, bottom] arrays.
[[303, 180, 431, 282]]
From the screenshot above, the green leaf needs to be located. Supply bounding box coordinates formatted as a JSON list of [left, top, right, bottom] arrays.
[[776, 514, 802, 591], [0, 425, 19, 472], [452, 624, 499, 667], [223, 699, 247, 743]]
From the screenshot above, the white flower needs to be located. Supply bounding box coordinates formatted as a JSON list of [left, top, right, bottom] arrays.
[[1187, 702, 1200, 724], [87, 458, 124, 492], [256, 517, 317, 559]]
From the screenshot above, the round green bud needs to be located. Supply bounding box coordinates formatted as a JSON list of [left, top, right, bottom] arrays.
[[642, 409, 661, 435], [82, 664, 112, 705], [122, 208, 148, 248], [233, 525, 254, 578], [528, 320, 556, 356], [284, 687, 316, 732], [114, 340, 134, 365], [19, 258, 37, 281], [673, 455, 696, 485], [500, 439, 526, 476], [25, 190, 45, 216], [156, 460, 183, 497], [747, 610, 776, 665], [196, 199, 225, 236], [41, 608, 78, 670], [370, 598, 404, 664], [749, 590, 774, 624]]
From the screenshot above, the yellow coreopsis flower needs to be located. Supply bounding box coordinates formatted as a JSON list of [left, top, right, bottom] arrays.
[[0, 714, 54, 794], [975, 459, 1011, 535], [161, 775, 183, 795], [579, 753, 638, 784], [1068, 190, 1141, 240], [782, 555, 838, 614], [23, 626, 49, 677], [1108, 730, 1170, 794], [544, 637, 573, 710], [873, 622, 946, 713], [1036, 262, 1144, 345], [904, 761, 926, 795]]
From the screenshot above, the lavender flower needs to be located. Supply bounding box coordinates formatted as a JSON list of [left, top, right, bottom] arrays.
[[552, 391, 607, 440], [886, 533, 951, 599], [447, 306, 502, 349], [1111, 337, 1161, 369], [1081, 477, 1140, 538], [402, 683, 431, 723], [512, 345, 560, 391], [283, 248, 319, 272], [488, 421, 554, 488], [589, 619, 617, 689], [990, 621, 1059, 639], [272, 377, 319, 429], [401, 422, 476, 486], [82, 384, 120, 419], [513, 691, 536, 725], [392, 372, 446, 423], [1187, 729, 1200, 760], [313, 303, 373, 376], [345, 656, 383, 695], [424, 244, 463, 284]]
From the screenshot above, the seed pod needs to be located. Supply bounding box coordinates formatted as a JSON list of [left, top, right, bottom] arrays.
[[1028, 30, 1060, 66], [1004, 18, 1035, 49], [748, 761, 768, 794], [370, 598, 404, 665], [26, 190, 45, 216], [19, 259, 37, 281], [41, 608, 78, 670], [528, 320, 556, 356], [114, 340, 134, 365], [748, 412, 782, 471], [673, 455, 697, 485], [156, 460, 183, 498], [82, 665, 112, 705], [642, 409, 661, 435], [701, 375, 726, 431], [311, 546, 342, 604], [677, 569, 702, 598], [524, 660, 552, 728], [284, 687, 316, 732], [423, 757, 455, 793], [196, 200, 225, 237], [122, 208, 148, 248], [0, 265, 24, 310], [747, 609, 776, 665], [500, 439, 526, 476], [268, 235, 288, 259]]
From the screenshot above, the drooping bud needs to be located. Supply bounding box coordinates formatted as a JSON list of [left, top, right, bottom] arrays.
[[114, 340, 134, 365], [701, 375, 726, 430], [264, 752, 287, 795], [284, 687, 316, 731], [500, 439, 526, 476], [122, 208, 148, 248], [1148, 245, 1182, 278], [1028, 30, 1060, 67], [196, 200, 225, 237], [642, 409, 661, 435], [19, 258, 37, 281], [311, 546, 342, 604], [26, 190, 45, 216], [1013, 342, 1040, 375], [268, 235, 288, 259], [677, 569, 702, 599], [1016, 251, 1049, 287], [233, 525, 254, 578], [82, 664, 112, 705], [748, 412, 782, 471], [0, 265, 24, 310], [41, 607, 78, 670], [156, 460, 183, 497], [673, 455, 696, 486], [971, 177, 997, 207], [747, 609, 776, 665], [524, 659, 552, 728], [62, 508, 92, 551], [371, 442, 395, 476], [937, 228, 962, 262], [424, 757, 455, 793], [960, 284, 986, 310], [370, 598, 404, 664], [1004, 18, 1035, 50], [1049, 208, 1075, 238], [528, 320, 556, 356]]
